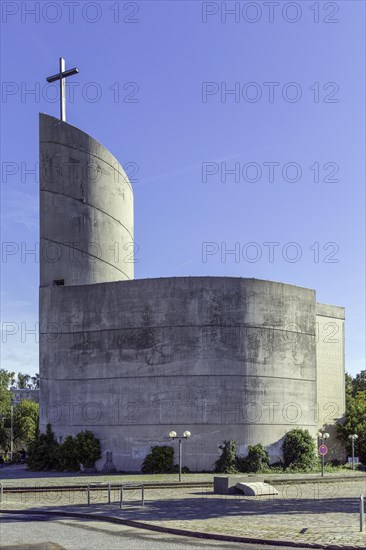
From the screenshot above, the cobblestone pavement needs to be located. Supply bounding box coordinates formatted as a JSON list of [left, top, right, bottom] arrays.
[[1, 480, 366, 548]]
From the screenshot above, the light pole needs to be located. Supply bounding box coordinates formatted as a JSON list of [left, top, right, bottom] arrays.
[[348, 434, 358, 470], [168, 430, 191, 482], [0, 415, 5, 455], [318, 431, 330, 477], [10, 402, 14, 462]]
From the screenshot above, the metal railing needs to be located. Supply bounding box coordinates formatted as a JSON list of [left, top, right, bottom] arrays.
[[87, 482, 111, 506], [119, 483, 145, 508]]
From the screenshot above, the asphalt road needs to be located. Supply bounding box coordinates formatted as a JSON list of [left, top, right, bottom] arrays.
[[0, 513, 313, 550]]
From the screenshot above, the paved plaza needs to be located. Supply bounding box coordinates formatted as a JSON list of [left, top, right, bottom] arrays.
[[1, 478, 365, 548]]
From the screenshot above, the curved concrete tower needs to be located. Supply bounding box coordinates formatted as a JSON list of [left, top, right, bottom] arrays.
[[40, 113, 134, 286]]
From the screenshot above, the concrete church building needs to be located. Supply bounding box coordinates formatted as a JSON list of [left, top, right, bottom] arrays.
[[39, 113, 346, 471]]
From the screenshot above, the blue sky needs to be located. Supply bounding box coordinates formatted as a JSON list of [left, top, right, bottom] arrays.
[[1, 0, 365, 377]]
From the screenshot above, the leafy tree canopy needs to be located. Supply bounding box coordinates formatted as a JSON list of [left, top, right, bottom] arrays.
[[13, 400, 39, 445], [338, 385, 366, 464]]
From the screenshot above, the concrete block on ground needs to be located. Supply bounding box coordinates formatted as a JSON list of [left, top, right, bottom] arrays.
[[214, 476, 244, 494]]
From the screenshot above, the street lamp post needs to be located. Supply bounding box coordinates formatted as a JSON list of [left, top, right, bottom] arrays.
[[168, 430, 191, 482], [348, 434, 359, 470], [318, 431, 330, 478], [10, 403, 14, 462]]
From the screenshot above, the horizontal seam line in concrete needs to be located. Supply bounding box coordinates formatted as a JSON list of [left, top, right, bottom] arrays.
[[39, 324, 316, 336], [36, 423, 319, 427], [40, 237, 131, 280], [41, 189, 134, 241], [40, 140, 133, 193], [39, 374, 317, 382], [0, 509, 355, 550]]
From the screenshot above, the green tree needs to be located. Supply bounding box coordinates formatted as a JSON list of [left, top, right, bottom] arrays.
[[214, 440, 238, 473], [345, 372, 354, 399], [57, 435, 80, 471], [0, 369, 40, 455], [338, 389, 366, 464], [353, 370, 366, 395], [0, 369, 16, 389], [31, 374, 40, 389], [282, 429, 318, 470], [0, 369, 14, 454], [27, 423, 59, 470], [13, 400, 39, 447], [74, 430, 101, 468], [16, 373, 31, 389], [27, 427, 101, 472]]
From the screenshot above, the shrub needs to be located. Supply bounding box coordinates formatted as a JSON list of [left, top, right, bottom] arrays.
[[141, 446, 175, 473], [270, 460, 285, 469], [74, 430, 101, 468], [56, 435, 80, 471], [27, 423, 59, 471], [239, 444, 270, 473], [28, 426, 101, 471], [173, 464, 190, 473], [330, 458, 343, 467], [282, 429, 318, 470], [214, 440, 238, 473]]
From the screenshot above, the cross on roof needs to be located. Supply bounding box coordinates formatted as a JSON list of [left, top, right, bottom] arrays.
[[46, 57, 79, 122]]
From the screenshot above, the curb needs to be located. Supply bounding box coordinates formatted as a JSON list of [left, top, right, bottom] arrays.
[[0, 508, 361, 550], [0, 482, 212, 493]]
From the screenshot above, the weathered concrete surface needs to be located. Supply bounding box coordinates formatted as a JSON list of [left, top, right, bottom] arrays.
[[39, 113, 134, 286], [40, 276, 321, 471], [316, 303, 346, 461]]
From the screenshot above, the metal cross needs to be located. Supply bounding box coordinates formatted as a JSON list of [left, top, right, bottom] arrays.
[[46, 57, 79, 122]]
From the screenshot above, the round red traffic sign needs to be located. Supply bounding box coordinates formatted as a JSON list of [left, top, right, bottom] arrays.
[[318, 444, 328, 456]]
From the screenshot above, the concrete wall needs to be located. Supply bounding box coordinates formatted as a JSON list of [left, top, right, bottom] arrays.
[[39, 113, 134, 287], [316, 303, 346, 461], [40, 276, 319, 471]]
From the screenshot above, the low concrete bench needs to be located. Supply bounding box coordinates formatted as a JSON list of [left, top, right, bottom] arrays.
[[214, 476, 278, 496], [236, 481, 278, 496]]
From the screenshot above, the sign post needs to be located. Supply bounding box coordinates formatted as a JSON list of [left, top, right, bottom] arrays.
[[318, 444, 328, 478]]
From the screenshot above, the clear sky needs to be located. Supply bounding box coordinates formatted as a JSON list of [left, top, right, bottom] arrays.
[[1, 0, 365, 378]]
